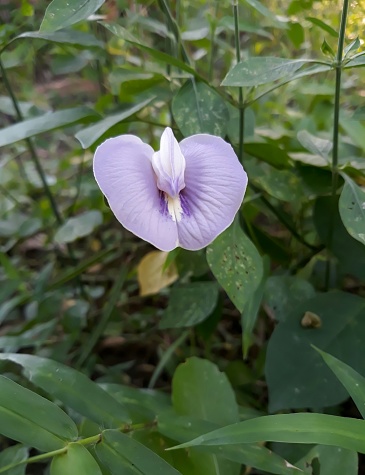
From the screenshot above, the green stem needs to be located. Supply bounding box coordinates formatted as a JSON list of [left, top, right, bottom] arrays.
[[0, 59, 63, 225], [208, 0, 219, 82], [157, 0, 190, 64], [325, 0, 349, 289], [0, 447, 67, 474], [233, 0, 244, 162]]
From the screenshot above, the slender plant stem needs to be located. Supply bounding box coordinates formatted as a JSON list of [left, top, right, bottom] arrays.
[[208, 0, 219, 82], [233, 0, 244, 162], [325, 0, 349, 289], [0, 59, 63, 225]]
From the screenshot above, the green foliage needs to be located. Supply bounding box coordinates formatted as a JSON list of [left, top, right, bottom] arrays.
[[1, 0, 365, 474]]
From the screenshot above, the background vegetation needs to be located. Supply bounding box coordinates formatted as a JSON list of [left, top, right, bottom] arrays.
[[1, 0, 365, 474]]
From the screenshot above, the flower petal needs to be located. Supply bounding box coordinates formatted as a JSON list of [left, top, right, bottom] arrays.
[[177, 134, 248, 250], [93, 135, 179, 251], [151, 127, 186, 197]]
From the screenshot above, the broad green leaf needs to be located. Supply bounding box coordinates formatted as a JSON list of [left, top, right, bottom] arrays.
[[100, 22, 200, 79], [172, 80, 229, 137], [96, 430, 182, 475], [172, 357, 240, 475], [169, 413, 365, 454], [206, 222, 263, 313], [218, 16, 273, 39], [314, 196, 365, 280], [297, 130, 332, 160], [287, 22, 305, 48], [296, 445, 358, 475], [51, 443, 102, 475], [0, 354, 130, 427], [305, 17, 338, 37], [158, 414, 301, 475], [0, 320, 56, 352], [222, 58, 310, 87], [265, 291, 365, 411], [101, 383, 171, 421], [264, 276, 316, 322], [16, 30, 102, 48], [244, 142, 291, 168], [172, 357, 239, 425], [75, 97, 154, 148], [0, 375, 77, 452], [40, 0, 105, 32], [159, 282, 219, 329], [339, 177, 365, 246], [0, 444, 28, 475], [245, 158, 304, 203], [0, 107, 99, 147], [54, 210, 103, 244], [314, 347, 365, 419]]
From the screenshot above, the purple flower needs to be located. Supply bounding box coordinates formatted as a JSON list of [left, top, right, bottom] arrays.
[[93, 127, 247, 251]]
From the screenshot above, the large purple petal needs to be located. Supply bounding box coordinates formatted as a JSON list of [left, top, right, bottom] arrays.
[[177, 135, 247, 250], [93, 135, 178, 251]]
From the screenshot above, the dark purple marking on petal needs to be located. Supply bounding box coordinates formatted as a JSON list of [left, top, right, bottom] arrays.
[[159, 190, 169, 216], [180, 192, 191, 217]]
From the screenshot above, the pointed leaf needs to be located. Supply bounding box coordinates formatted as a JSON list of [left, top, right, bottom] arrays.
[[0, 375, 77, 452], [207, 222, 263, 313], [305, 17, 338, 37], [314, 346, 365, 419], [75, 97, 154, 148], [17, 30, 102, 48], [40, 0, 105, 32], [169, 413, 365, 454], [0, 353, 130, 427], [0, 107, 99, 147], [339, 177, 365, 246]]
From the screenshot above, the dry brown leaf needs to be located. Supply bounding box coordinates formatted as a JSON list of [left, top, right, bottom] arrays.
[[137, 251, 178, 297]]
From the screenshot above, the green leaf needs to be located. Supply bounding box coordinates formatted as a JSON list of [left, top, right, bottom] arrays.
[[305, 17, 338, 37], [244, 0, 288, 29], [0, 375, 77, 452], [158, 414, 301, 475], [96, 430, 182, 475], [206, 222, 263, 313], [321, 39, 335, 58], [265, 291, 365, 411], [54, 210, 103, 244], [51, 443, 102, 475], [264, 276, 316, 323], [245, 158, 304, 202], [75, 97, 154, 148], [100, 22, 200, 79], [344, 37, 360, 57], [297, 130, 332, 159], [222, 58, 310, 87], [169, 413, 365, 454], [172, 357, 239, 425], [244, 142, 291, 168], [172, 357, 240, 475], [296, 445, 358, 475], [0, 354, 130, 427], [339, 177, 365, 246], [340, 117, 365, 150], [287, 22, 305, 48], [314, 347, 365, 419], [345, 53, 365, 69], [16, 30, 103, 48], [0, 107, 99, 148], [172, 80, 229, 137], [40, 0, 105, 32], [241, 256, 269, 358], [0, 444, 28, 475], [159, 282, 219, 329]]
